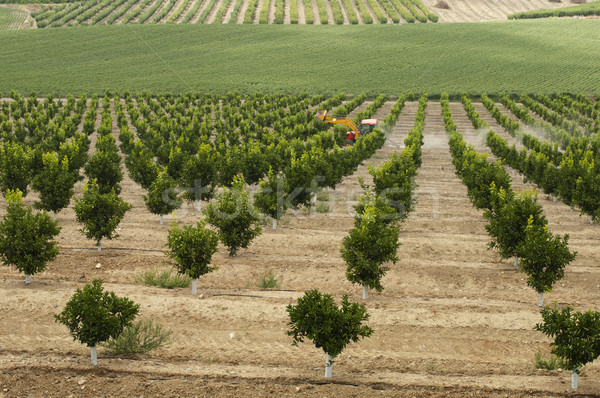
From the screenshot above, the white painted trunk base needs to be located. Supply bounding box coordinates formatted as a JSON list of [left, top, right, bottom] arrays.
[[97, 242, 101, 252], [553, 196, 557, 203], [590, 216, 594, 225], [538, 292, 544, 307], [514, 256, 519, 267], [160, 214, 164, 225], [571, 371, 578, 389], [192, 279, 197, 295], [25, 275, 30, 285], [91, 345, 98, 366], [362, 285, 369, 299], [324, 353, 333, 378], [272, 218, 277, 230]]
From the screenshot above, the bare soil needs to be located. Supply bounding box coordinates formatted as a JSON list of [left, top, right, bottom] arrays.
[[421, 0, 573, 22], [1, 101, 599, 397]]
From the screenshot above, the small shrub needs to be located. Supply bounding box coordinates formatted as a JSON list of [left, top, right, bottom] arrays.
[[316, 203, 330, 213], [135, 267, 191, 289], [316, 192, 330, 201], [102, 319, 172, 356], [534, 349, 567, 370], [258, 269, 278, 289]]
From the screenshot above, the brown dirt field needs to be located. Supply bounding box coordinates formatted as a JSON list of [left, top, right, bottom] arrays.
[[420, 0, 573, 22], [1, 101, 599, 397]]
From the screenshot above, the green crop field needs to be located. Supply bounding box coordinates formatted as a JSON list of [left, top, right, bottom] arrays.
[[26, 0, 437, 27], [0, 19, 599, 97], [509, 0, 600, 19], [0, 6, 26, 30]]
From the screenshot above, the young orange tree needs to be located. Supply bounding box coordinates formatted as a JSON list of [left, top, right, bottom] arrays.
[[287, 290, 373, 378], [55, 279, 139, 365]]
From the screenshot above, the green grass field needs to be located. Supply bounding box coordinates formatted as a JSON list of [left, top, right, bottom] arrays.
[[1, 19, 599, 96], [0, 6, 26, 30], [509, 0, 600, 19]]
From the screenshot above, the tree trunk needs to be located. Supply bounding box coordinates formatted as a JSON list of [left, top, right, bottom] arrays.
[[25, 274, 30, 285], [91, 345, 98, 366], [590, 216, 594, 225], [53, 212, 57, 221], [538, 292, 544, 307], [514, 256, 519, 267], [362, 285, 369, 299], [272, 218, 277, 230], [324, 353, 333, 378], [553, 196, 557, 203], [312, 193, 317, 204], [192, 278, 197, 295], [160, 214, 164, 225], [570, 206, 574, 212], [97, 241, 102, 252], [571, 371, 578, 389]]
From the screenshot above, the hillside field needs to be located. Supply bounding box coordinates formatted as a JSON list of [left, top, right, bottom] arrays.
[[1, 19, 600, 96], [3, 0, 573, 27]]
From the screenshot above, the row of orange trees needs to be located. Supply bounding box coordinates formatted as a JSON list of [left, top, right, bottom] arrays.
[[477, 94, 600, 224], [444, 93, 575, 307], [442, 93, 600, 389], [341, 93, 423, 299]]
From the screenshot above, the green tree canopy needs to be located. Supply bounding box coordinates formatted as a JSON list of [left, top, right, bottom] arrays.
[[535, 304, 600, 388], [341, 196, 400, 296], [0, 141, 33, 197], [287, 290, 373, 377], [204, 174, 262, 256], [165, 220, 219, 294], [32, 152, 76, 218], [55, 279, 139, 365], [84, 139, 124, 195], [0, 189, 61, 284], [73, 180, 132, 251], [143, 168, 182, 224], [517, 217, 576, 305], [485, 185, 547, 261]]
